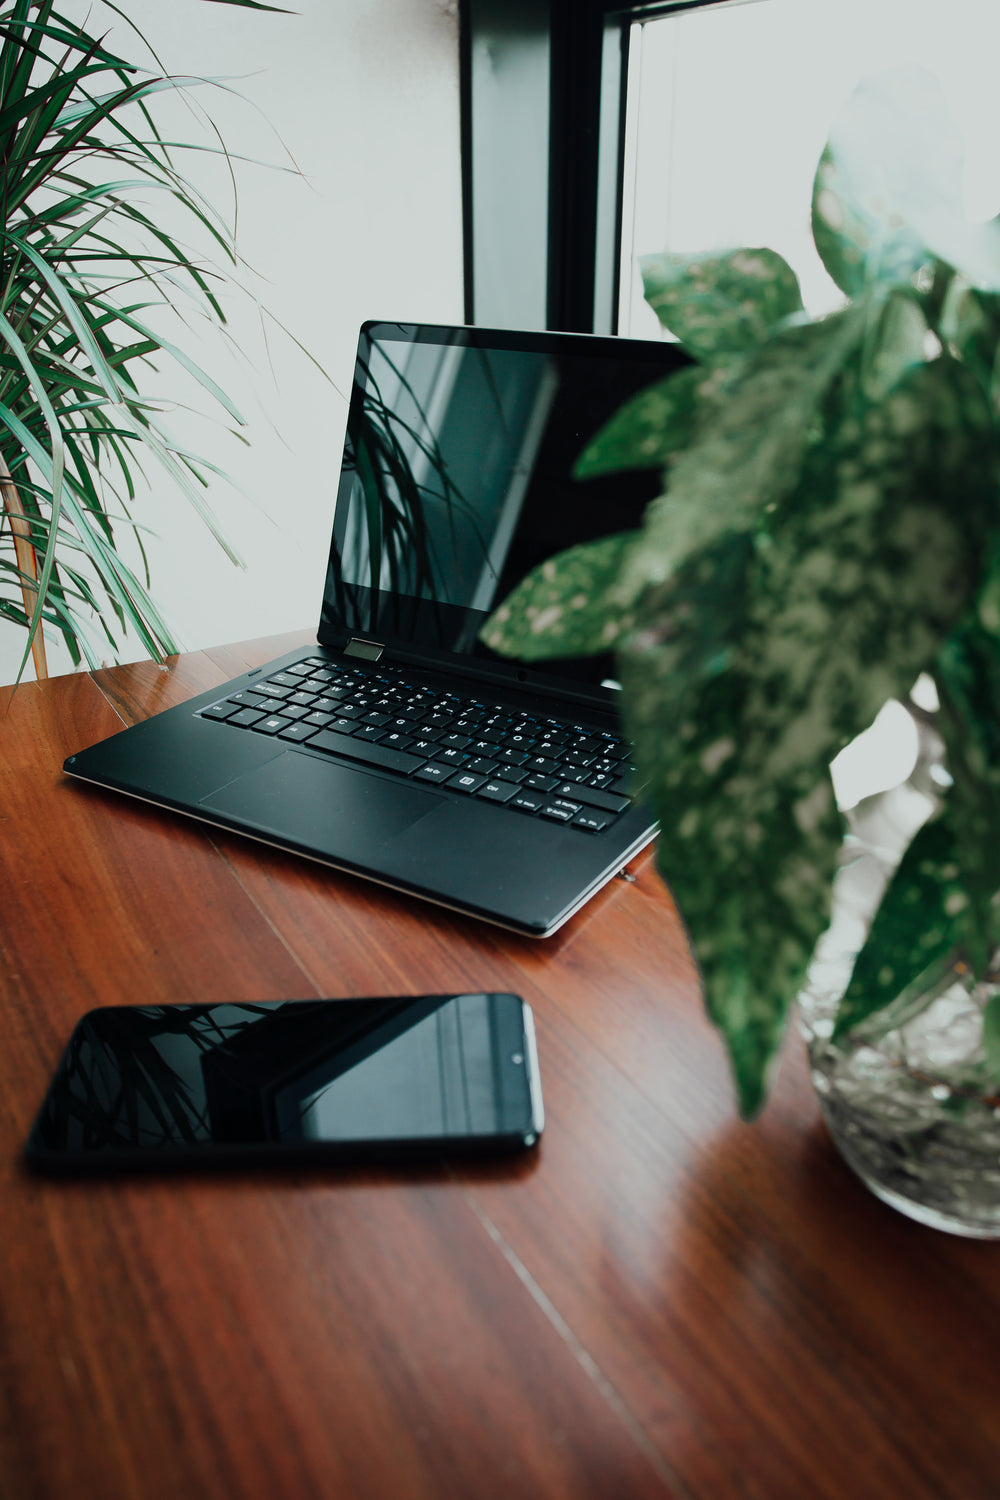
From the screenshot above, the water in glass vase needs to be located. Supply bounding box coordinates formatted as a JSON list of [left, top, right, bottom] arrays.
[[800, 697, 1000, 1238]]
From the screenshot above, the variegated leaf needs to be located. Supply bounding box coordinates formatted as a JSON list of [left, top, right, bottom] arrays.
[[621, 355, 998, 1114], [640, 247, 803, 360], [479, 532, 639, 661]]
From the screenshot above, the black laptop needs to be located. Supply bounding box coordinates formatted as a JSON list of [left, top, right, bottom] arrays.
[[64, 321, 690, 936]]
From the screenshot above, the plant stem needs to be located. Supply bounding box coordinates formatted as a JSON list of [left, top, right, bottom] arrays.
[[0, 447, 47, 677]]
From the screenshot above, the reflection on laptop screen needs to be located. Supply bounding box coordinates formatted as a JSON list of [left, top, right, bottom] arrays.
[[320, 322, 691, 689]]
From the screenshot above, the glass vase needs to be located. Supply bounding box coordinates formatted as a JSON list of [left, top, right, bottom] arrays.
[[798, 699, 1000, 1238]]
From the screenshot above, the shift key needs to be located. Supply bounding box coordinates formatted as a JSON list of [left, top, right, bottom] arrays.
[[307, 729, 424, 776], [555, 780, 629, 814]]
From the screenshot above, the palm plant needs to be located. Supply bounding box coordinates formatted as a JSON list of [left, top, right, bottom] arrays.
[[0, 0, 286, 682]]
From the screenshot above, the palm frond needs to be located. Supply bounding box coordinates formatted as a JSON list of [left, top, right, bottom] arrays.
[[0, 0, 293, 680]]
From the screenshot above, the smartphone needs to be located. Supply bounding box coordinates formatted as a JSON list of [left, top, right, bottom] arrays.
[[25, 992, 543, 1174]]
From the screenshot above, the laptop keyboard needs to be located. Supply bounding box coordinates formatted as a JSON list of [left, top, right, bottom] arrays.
[[198, 656, 634, 834]]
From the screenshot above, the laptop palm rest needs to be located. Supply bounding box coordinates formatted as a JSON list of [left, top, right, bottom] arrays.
[[200, 751, 443, 854]]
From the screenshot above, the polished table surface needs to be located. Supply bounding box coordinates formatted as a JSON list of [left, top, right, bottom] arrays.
[[2, 630, 999, 1500]]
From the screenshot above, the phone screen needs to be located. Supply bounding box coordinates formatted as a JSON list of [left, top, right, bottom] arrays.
[[25, 993, 543, 1173]]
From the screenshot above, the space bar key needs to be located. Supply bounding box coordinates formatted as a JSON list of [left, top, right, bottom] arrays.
[[307, 730, 424, 776]]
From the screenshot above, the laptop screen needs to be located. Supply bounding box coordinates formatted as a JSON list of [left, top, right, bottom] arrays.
[[319, 322, 691, 695]]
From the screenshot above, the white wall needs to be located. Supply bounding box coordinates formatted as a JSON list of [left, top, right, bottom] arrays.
[[1, 0, 463, 683]]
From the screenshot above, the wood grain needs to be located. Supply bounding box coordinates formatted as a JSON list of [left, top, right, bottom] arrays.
[[3, 638, 1000, 1500]]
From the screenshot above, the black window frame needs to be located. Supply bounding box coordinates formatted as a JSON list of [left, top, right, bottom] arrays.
[[459, 0, 751, 334]]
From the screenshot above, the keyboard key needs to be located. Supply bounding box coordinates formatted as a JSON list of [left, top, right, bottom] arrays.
[[435, 747, 468, 766], [251, 715, 287, 735], [447, 771, 486, 794], [573, 812, 610, 832], [523, 773, 557, 792], [539, 804, 574, 823], [476, 779, 518, 804], [555, 782, 629, 814], [200, 702, 239, 721], [307, 730, 424, 776], [510, 791, 545, 813], [466, 757, 499, 775], [278, 721, 319, 743], [524, 755, 559, 773], [415, 762, 451, 783], [227, 707, 266, 728]]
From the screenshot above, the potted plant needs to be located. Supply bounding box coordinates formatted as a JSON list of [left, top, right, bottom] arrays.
[[482, 67, 1000, 1237], [0, 0, 289, 683]]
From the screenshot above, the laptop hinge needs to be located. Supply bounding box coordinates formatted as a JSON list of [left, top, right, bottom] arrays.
[[344, 637, 385, 662]]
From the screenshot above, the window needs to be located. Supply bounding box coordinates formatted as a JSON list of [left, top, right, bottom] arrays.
[[619, 0, 1000, 337], [461, 0, 1000, 337]]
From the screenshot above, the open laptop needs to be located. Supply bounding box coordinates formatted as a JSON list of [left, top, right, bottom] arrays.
[[64, 321, 691, 936]]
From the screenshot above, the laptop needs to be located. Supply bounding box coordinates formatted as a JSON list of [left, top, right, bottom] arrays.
[[64, 321, 691, 936]]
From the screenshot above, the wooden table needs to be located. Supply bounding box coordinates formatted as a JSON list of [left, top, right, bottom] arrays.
[[2, 631, 998, 1500]]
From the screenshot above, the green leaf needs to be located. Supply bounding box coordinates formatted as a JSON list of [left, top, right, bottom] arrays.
[[615, 306, 869, 609], [928, 616, 1000, 974], [639, 246, 804, 360], [199, 0, 294, 10], [811, 68, 963, 296], [834, 818, 970, 1037], [480, 532, 640, 661], [615, 530, 842, 1118], [984, 995, 1000, 1081], [617, 353, 998, 1114], [573, 364, 707, 480], [864, 289, 928, 398], [89, 299, 246, 423], [940, 282, 1000, 409]]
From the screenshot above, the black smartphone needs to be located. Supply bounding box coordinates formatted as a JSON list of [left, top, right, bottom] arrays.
[[25, 992, 543, 1174]]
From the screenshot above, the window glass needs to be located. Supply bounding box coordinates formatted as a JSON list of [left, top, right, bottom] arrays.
[[619, 0, 1000, 336]]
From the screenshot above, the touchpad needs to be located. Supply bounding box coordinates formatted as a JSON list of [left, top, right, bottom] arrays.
[[200, 749, 443, 855]]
